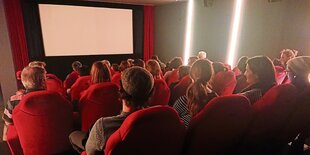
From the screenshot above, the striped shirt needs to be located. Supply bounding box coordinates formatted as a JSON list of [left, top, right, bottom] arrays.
[[173, 96, 191, 128], [2, 92, 25, 125]]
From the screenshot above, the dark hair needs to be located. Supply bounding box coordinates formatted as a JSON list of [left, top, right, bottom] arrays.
[[212, 62, 227, 75], [120, 67, 154, 108], [169, 57, 183, 69], [188, 56, 198, 66], [111, 64, 120, 72], [119, 60, 130, 72], [90, 61, 111, 84], [237, 56, 248, 74], [187, 59, 213, 116], [72, 61, 82, 70], [178, 65, 190, 80], [133, 59, 145, 68], [273, 58, 282, 67], [246, 56, 276, 92]]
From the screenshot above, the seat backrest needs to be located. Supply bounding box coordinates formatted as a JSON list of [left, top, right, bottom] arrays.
[[64, 71, 79, 89], [70, 76, 91, 101], [79, 82, 122, 132], [105, 106, 186, 155], [111, 72, 121, 88], [149, 79, 170, 106], [165, 69, 179, 87], [169, 75, 192, 106], [241, 84, 298, 153], [212, 70, 237, 96], [12, 90, 74, 155], [46, 78, 67, 97], [274, 66, 287, 85], [184, 95, 252, 155]]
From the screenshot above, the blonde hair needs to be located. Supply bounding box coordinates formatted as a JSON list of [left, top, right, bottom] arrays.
[[146, 60, 161, 78], [21, 66, 46, 90], [28, 61, 46, 69]]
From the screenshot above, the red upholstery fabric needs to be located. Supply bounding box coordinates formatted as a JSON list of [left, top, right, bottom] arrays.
[[6, 125, 23, 155], [64, 71, 79, 89], [70, 76, 91, 102], [79, 82, 122, 132], [184, 95, 252, 155], [212, 70, 237, 96], [274, 66, 287, 85], [46, 78, 66, 97], [165, 69, 179, 87], [149, 79, 170, 106], [105, 106, 186, 155], [241, 84, 298, 154], [169, 75, 192, 105], [111, 72, 121, 88], [11, 90, 74, 155], [46, 74, 62, 85], [143, 6, 154, 61]]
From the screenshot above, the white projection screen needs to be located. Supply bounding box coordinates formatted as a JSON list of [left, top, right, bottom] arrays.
[[39, 4, 133, 56]]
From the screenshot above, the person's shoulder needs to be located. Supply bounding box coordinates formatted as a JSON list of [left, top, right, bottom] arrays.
[[10, 93, 24, 101]]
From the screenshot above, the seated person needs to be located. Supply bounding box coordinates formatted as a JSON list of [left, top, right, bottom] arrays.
[[287, 56, 310, 92], [240, 56, 277, 104], [173, 59, 217, 128], [2, 66, 46, 140], [64, 61, 82, 90], [69, 67, 154, 155]]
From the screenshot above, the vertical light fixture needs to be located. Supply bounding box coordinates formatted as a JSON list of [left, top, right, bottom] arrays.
[[227, 0, 244, 67], [183, 0, 194, 65]]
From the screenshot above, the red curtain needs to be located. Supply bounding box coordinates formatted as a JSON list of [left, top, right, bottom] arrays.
[[4, 0, 29, 72], [143, 6, 154, 61]]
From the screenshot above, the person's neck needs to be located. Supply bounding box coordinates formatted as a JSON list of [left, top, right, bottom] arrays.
[[122, 100, 139, 113]]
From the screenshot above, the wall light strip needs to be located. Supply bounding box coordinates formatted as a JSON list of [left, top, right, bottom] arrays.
[[183, 0, 194, 65], [227, 0, 244, 67]]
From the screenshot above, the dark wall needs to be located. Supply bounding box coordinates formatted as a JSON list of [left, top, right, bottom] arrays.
[[21, 0, 144, 80]]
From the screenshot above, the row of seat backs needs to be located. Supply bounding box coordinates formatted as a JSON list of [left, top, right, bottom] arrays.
[[7, 90, 74, 155]]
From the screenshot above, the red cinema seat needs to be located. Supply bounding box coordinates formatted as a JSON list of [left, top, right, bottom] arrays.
[[70, 76, 91, 102], [274, 66, 287, 85], [149, 79, 170, 106], [111, 72, 121, 88], [241, 84, 298, 154], [46, 73, 62, 85], [64, 71, 79, 89], [46, 78, 66, 97], [8, 90, 74, 155], [105, 106, 186, 155], [212, 70, 237, 96], [79, 82, 122, 132], [165, 69, 179, 87], [169, 75, 192, 106], [184, 95, 252, 155]]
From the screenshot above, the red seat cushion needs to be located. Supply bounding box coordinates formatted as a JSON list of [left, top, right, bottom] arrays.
[[111, 72, 121, 88], [12, 90, 74, 155], [64, 71, 80, 89], [184, 95, 252, 154], [105, 106, 186, 155], [46, 78, 66, 97], [149, 79, 170, 106], [165, 69, 179, 87], [79, 82, 122, 132], [169, 75, 192, 105]]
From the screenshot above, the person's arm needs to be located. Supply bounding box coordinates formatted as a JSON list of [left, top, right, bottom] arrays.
[[85, 118, 105, 155]]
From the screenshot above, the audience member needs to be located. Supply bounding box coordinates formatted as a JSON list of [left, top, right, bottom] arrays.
[[69, 67, 154, 154], [188, 56, 198, 66], [198, 51, 207, 59], [146, 59, 162, 79], [90, 61, 111, 84], [2, 66, 46, 140], [240, 56, 277, 104], [287, 56, 310, 92], [64, 61, 82, 89], [164, 57, 183, 86], [173, 59, 217, 127], [233, 56, 249, 93], [132, 59, 145, 68], [280, 49, 298, 67]]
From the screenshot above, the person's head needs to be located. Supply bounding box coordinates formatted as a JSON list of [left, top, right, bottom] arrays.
[[90, 61, 111, 84], [111, 63, 120, 72], [146, 59, 161, 78], [212, 62, 228, 75], [169, 57, 183, 69], [21, 66, 46, 90], [28, 61, 46, 69], [188, 56, 198, 66], [244, 56, 276, 86], [120, 67, 154, 109], [119, 60, 130, 72], [187, 59, 213, 117], [287, 56, 310, 89], [273, 58, 283, 67], [133, 59, 145, 68], [77, 65, 90, 76], [237, 56, 248, 74], [280, 49, 298, 66], [127, 59, 134, 67], [198, 51, 207, 59], [151, 55, 160, 62], [101, 60, 111, 68], [72, 61, 82, 71], [178, 65, 191, 80]]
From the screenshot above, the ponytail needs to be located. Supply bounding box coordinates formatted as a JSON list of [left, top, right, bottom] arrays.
[[187, 79, 210, 116]]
